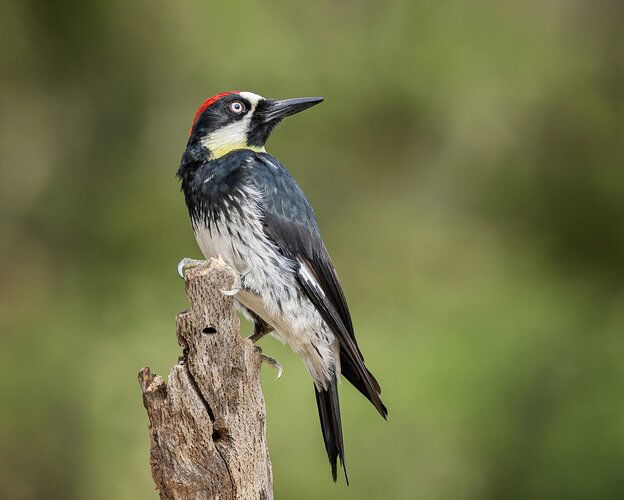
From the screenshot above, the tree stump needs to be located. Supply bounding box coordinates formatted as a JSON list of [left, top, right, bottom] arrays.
[[138, 257, 273, 499]]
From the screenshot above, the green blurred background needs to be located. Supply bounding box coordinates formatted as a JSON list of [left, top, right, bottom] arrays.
[[2, 0, 623, 498]]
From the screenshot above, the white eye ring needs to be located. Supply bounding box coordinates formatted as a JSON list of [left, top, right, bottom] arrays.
[[229, 101, 244, 114]]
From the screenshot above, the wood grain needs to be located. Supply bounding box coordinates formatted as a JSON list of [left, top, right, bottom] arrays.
[[139, 257, 273, 499]]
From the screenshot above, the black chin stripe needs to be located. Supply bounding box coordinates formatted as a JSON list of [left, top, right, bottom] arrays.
[[247, 100, 279, 147]]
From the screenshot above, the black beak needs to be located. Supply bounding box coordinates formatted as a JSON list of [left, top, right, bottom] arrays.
[[259, 97, 324, 123]]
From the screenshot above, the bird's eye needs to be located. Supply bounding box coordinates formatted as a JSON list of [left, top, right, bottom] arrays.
[[229, 101, 245, 114]]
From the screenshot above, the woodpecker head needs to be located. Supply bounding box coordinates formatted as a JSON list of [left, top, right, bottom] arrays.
[[187, 91, 323, 160]]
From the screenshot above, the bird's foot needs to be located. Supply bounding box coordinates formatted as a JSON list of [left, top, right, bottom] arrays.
[[220, 265, 251, 296], [220, 278, 241, 296], [177, 257, 206, 278], [248, 331, 266, 343], [254, 346, 283, 379], [246, 310, 273, 343], [177, 257, 244, 296], [260, 354, 283, 379]]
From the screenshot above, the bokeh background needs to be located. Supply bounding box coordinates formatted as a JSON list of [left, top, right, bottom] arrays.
[[2, 0, 624, 498]]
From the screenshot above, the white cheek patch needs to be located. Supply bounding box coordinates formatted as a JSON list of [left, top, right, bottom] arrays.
[[201, 91, 267, 159], [202, 116, 251, 153]]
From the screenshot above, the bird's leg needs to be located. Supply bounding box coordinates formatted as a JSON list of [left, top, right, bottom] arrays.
[[248, 313, 273, 343], [249, 315, 281, 377], [177, 257, 206, 278], [249, 329, 268, 343], [254, 346, 283, 379]]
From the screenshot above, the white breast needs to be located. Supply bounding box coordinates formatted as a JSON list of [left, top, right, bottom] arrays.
[[192, 193, 338, 388]]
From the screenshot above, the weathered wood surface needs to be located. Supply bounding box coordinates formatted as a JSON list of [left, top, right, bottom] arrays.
[[139, 257, 273, 499]]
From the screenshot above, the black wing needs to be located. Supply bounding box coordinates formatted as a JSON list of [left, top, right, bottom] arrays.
[[248, 153, 387, 418]]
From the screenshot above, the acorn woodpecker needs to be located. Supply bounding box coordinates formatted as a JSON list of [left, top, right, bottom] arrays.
[[176, 91, 387, 482]]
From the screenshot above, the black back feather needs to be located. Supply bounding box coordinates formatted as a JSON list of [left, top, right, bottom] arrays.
[[250, 153, 387, 419]]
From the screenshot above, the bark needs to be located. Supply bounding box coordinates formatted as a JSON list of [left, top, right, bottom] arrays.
[[138, 257, 273, 499]]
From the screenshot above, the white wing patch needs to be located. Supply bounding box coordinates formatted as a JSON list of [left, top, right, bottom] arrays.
[[298, 259, 326, 297]]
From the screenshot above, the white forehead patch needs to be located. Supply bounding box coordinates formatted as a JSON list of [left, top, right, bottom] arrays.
[[239, 91, 264, 110]]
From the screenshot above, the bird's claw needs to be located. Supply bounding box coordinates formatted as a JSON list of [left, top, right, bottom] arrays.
[[177, 258, 206, 278], [178, 257, 244, 296], [261, 354, 283, 379], [219, 271, 243, 296], [220, 284, 241, 296], [255, 346, 283, 379]]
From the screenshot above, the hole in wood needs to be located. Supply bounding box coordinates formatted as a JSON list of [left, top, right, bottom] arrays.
[[212, 428, 229, 442], [202, 326, 217, 334]]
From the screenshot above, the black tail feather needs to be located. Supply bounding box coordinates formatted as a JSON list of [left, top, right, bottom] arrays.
[[315, 376, 348, 484], [340, 352, 388, 419]]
